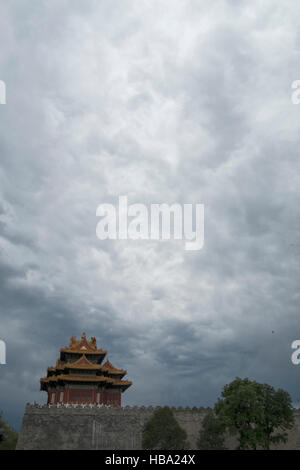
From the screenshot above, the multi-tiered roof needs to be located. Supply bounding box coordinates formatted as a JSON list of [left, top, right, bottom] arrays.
[[40, 333, 132, 405]]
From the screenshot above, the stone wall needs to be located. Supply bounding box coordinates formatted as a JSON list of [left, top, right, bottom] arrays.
[[16, 403, 300, 450]]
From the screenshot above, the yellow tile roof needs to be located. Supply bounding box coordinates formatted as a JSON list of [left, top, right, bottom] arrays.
[[60, 332, 107, 355]]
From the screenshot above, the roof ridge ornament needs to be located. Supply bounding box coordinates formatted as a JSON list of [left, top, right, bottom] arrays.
[[68, 333, 98, 351]]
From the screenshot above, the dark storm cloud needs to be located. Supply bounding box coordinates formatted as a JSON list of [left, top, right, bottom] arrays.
[[1, 0, 300, 430]]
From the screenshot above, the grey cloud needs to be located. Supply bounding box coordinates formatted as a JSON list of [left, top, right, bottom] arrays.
[[1, 0, 300, 432]]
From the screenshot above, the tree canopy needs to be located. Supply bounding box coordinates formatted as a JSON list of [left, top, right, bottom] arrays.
[[214, 377, 294, 450], [142, 406, 188, 450], [197, 408, 227, 450], [0, 411, 18, 450]]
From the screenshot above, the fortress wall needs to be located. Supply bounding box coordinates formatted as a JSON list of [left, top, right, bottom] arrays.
[[16, 404, 207, 450], [16, 404, 300, 450]]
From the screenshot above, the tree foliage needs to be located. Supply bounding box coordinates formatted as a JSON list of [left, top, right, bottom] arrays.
[[214, 377, 294, 450], [197, 408, 227, 450], [142, 406, 188, 450], [0, 411, 18, 450]]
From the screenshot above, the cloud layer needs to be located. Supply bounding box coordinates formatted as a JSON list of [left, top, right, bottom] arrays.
[[1, 0, 300, 430]]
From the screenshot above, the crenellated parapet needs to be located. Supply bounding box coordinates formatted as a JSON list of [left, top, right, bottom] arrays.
[[24, 402, 211, 412]]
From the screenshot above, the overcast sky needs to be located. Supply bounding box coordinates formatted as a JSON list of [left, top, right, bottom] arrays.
[[1, 0, 300, 431]]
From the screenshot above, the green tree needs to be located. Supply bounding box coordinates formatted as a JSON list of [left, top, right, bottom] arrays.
[[0, 411, 18, 450], [197, 409, 227, 450], [254, 383, 294, 449], [142, 406, 188, 450], [215, 377, 294, 450]]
